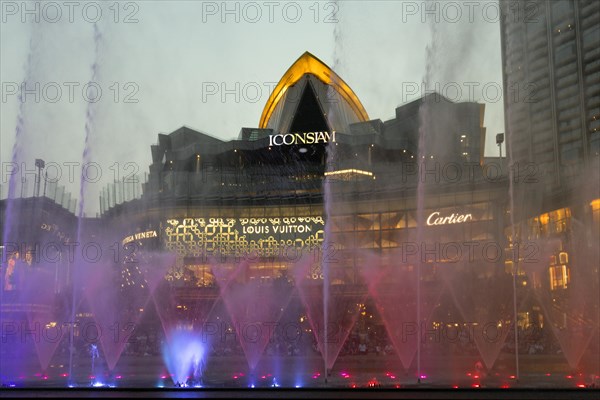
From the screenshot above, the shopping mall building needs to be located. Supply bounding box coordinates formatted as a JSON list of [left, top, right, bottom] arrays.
[[1, 52, 598, 344], [97, 52, 513, 290]]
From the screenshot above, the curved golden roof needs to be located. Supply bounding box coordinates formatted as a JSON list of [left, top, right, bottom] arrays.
[[259, 51, 369, 129]]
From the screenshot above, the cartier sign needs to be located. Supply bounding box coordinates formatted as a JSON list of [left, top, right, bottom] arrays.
[[426, 211, 473, 226]]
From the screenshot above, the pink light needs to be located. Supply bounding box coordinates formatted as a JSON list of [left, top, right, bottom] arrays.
[[473, 375, 480, 379], [389, 375, 396, 379], [577, 384, 586, 388], [509, 375, 516, 379], [116, 375, 122, 379], [261, 375, 266, 379], [160, 375, 167, 379], [472, 383, 480, 388], [420, 374, 427, 379], [566, 375, 573, 379], [466, 372, 472, 376], [239, 373, 244, 377], [452, 385, 459, 389], [233, 376, 238, 379], [34, 373, 41, 377], [89, 375, 95, 379], [42, 376, 48, 380], [546, 373, 551, 376], [60, 373, 68, 377]]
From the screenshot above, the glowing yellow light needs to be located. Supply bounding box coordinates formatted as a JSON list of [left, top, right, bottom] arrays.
[[324, 169, 373, 177], [259, 52, 369, 128]]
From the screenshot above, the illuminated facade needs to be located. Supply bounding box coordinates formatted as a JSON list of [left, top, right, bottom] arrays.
[[100, 51, 501, 290], [1, 51, 598, 378]]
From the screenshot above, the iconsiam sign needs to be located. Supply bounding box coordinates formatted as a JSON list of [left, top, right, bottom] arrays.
[[269, 131, 336, 146]]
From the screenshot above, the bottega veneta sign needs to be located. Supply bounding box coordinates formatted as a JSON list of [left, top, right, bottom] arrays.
[[426, 211, 473, 226], [122, 230, 158, 245], [269, 131, 336, 146]]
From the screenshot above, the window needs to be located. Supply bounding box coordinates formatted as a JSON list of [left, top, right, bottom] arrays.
[[583, 25, 600, 49], [549, 264, 570, 290], [552, 0, 573, 21], [554, 43, 576, 64]]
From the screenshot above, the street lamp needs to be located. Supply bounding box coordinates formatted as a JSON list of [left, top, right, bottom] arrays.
[[496, 133, 504, 159], [34, 159, 45, 197]]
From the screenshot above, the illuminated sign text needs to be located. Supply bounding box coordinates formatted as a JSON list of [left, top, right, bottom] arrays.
[[426, 212, 473, 226], [269, 131, 336, 146]]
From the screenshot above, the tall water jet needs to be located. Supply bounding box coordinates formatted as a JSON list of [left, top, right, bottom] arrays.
[[0, 21, 44, 385], [415, 23, 438, 383], [68, 22, 102, 384], [321, 1, 342, 379], [504, 77, 522, 380]]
